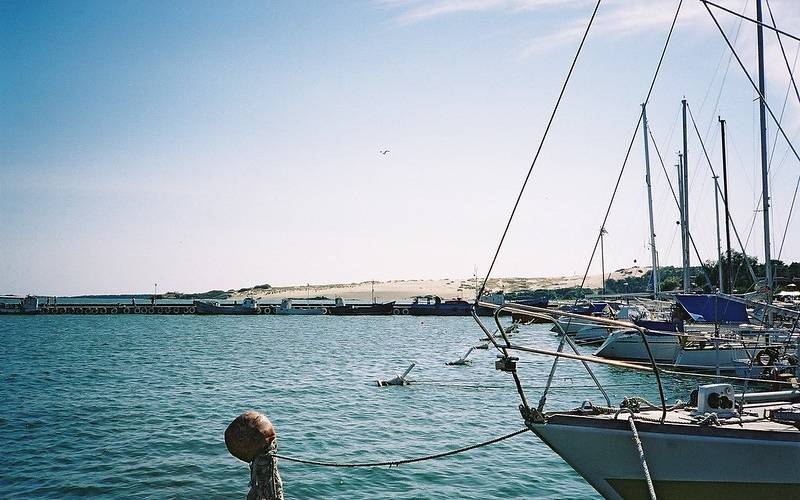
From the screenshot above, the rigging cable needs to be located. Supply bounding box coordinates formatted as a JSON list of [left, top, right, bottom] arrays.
[[765, 0, 800, 106], [515, 1, 685, 420], [476, 0, 602, 300], [569, 0, 684, 298], [647, 125, 716, 289], [686, 103, 758, 284], [703, 2, 800, 291], [701, 0, 800, 44], [703, 3, 800, 176], [765, 0, 800, 260]]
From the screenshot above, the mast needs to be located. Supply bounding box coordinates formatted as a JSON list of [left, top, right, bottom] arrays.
[[714, 176, 724, 293], [600, 227, 607, 295], [681, 98, 691, 292], [756, 0, 773, 302], [642, 103, 659, 296], [720, 117, 733, 293], [677, 153, 687, 292]]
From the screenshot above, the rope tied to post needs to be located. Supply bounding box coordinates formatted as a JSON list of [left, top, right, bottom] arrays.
[[249, 442, 284, 500], [268, 427, 530, 468], [226, 411, 530, 498]]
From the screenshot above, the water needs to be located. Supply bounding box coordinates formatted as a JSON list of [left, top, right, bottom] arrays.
[[1, 316, 695, 498]]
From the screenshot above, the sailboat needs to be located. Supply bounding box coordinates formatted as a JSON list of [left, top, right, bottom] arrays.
[[470, 0, 800, 498]]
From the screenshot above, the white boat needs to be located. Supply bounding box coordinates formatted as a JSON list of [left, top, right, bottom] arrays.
[[672, 340, 759, 372], [272, 298, 326, 315], [528, 385, 800, 499], [553, 316, 607, 335], [465, 0, 800, 496], [574, 305, 649, 344], [594, 328, 682, 364], [574, 324, 614, 344]]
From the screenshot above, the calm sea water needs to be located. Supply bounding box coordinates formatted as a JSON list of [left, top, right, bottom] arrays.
[[1, 315, 695, 498]]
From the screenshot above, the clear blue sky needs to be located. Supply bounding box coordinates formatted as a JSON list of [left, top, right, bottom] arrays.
[[2, 0, 799, 295]]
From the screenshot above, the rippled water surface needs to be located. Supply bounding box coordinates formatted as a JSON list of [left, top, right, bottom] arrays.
[[1, 315, 695, 498]]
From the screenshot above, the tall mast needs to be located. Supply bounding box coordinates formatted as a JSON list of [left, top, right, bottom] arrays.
[[600, 227, 607, 295], [681, 98, 691, 292], [642, 104, 659, 296], [677, 156, 686, 292], [720, 117, 733, 293], [756, 0, 773, 302], [714, 176, 724, 293]]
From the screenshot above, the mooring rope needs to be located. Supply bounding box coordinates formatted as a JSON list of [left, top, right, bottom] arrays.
[[270, 428, 529, 468], [627, 415, 657, 500]]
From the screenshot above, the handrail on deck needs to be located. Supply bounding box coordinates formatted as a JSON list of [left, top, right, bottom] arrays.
[[475, 300, 668, 423]]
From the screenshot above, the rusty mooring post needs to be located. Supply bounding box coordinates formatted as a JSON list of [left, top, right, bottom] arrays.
[[225, 411, 284, 500]]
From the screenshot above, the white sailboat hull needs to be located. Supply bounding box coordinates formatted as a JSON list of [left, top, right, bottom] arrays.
[[574, 325, 613, 344], [672, 346, 758, 372], [531, 413, 800, 499], [594, 330, 681, 364]]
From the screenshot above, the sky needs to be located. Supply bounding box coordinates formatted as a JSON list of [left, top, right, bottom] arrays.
[[2, 0, 800, 295]]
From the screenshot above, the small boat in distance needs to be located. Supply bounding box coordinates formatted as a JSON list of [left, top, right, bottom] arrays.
[[0, 295, 41, 315], [273, 298, 326, 315], [328, 297, 395, 316], [194, 297, 259, 315], [406, 295, 495, 316]]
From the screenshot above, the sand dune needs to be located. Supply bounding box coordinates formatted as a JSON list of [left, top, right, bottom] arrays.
[[229, 267, 651, 301]]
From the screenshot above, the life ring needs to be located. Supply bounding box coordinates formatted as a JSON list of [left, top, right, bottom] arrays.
[[393, 308, 401, 315], [755, 348, 779, 367], [402, 308, 409, 315]]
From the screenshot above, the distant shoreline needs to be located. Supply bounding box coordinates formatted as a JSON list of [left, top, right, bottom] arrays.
[[10, 266, 655, 301]]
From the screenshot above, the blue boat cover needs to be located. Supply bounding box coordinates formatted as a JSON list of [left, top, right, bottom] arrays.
[[635, 319, 684, 333], [675, 294, 749, 324]]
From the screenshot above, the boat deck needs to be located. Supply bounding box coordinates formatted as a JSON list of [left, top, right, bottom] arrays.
[[548, 401, 800, 436]]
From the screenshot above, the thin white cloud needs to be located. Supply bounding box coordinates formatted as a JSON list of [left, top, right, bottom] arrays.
[[383, 0, 588, 24], [522, 0, 707, 56], [381, 0, 800, 118]]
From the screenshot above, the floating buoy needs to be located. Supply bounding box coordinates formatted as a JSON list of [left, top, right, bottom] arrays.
[[225, 411, 276, 463]]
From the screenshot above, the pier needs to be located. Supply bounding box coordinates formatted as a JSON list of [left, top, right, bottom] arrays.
[[0, 298, 500, 316]]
